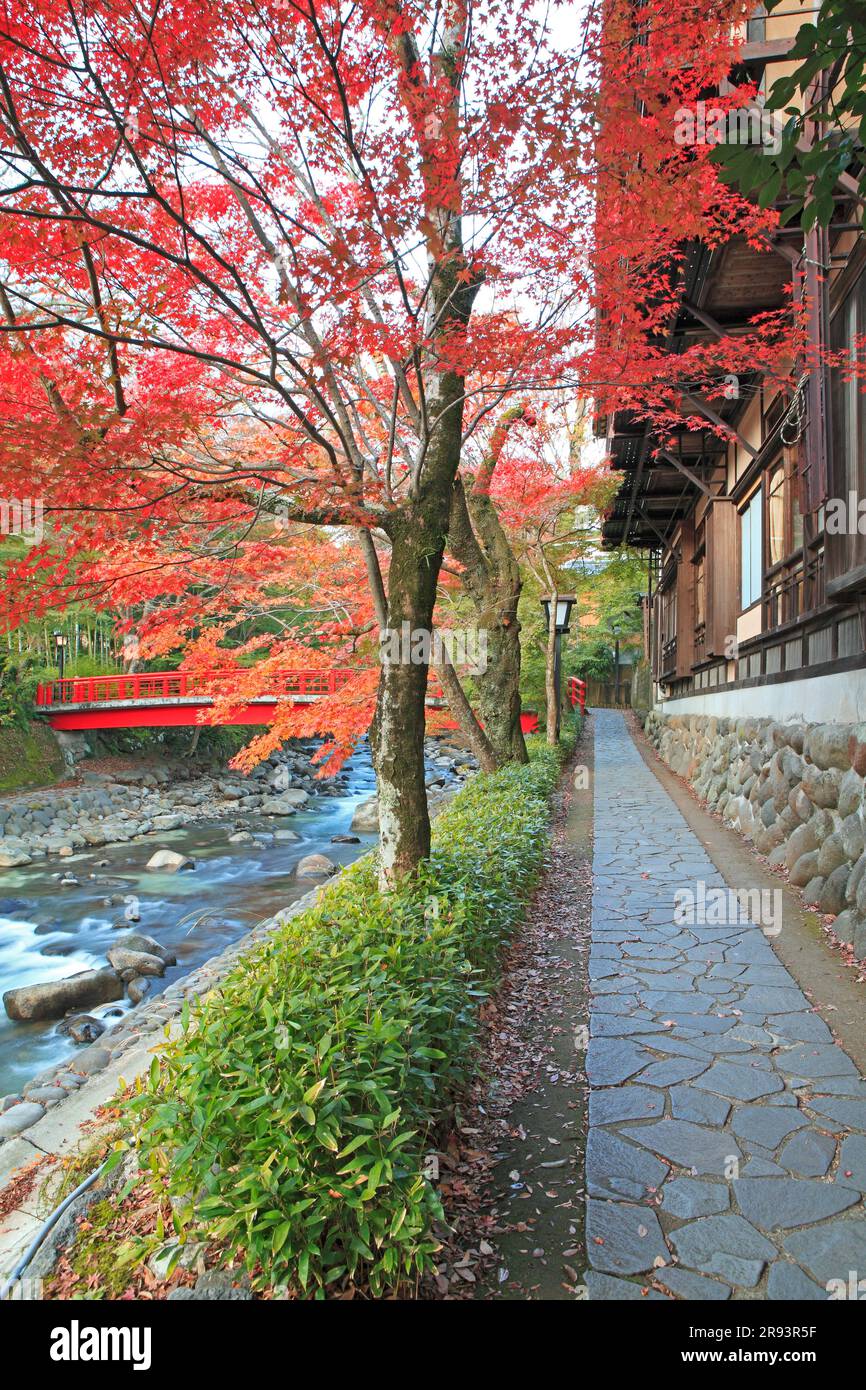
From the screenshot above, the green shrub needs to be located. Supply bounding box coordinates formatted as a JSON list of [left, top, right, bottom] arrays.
[[122, 740, 568, 1297]]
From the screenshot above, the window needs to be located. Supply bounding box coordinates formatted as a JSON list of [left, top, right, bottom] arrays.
[[747, 2, 766, 43], [767, 464, 786, 567], [831, 271, 866, 494], [740, 487, 763, 609], [695, 556, 705, 629]]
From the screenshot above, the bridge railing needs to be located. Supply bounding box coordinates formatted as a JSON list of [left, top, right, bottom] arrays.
[[36, 667, 446, 708], [36, 668, 360, 707]]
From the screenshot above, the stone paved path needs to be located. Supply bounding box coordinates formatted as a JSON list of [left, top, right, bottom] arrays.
[[586, 710, 866, 1301]]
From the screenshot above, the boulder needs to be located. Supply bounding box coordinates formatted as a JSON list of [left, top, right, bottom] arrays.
[[848, 724, 866, 778], [805, 724, 852, 772], [260, 797, 298, 816], [295, 853, 337, 878], [0, 1102, 46, 1138], [832, 909, 857, 945], [847, 852, 866, 906], [4, 967, 123, 1022], [803, 875, 826, 906], [127, 976, 152, 1005], [817, 832, 847, 878], [801, 767, 841, 810], [56, 1014, 107, 1044], [106, 947, 167, 980], [350, 797, 379, 833], [791, 850, 820, 887], [840, 813, 865, 863], [112, 933, 176, 966], [784, 822, 819, 872], [280, 788, 310, 806], [146, 848, 195, 872], [0, 849, 32, 868], [819, 865, 851, 917], [838, 769, 865, 819]]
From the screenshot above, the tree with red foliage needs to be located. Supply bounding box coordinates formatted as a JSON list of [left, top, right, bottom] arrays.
[[0, 0, 594, 884], [0, 0, 815, 885]]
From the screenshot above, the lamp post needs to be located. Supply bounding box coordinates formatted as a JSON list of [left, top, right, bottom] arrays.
[[540, 595, 575, 742], [52, 629, 67, 685], [611, 620, 621, 706]]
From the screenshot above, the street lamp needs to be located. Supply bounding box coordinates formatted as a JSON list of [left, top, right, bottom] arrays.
[[540, 595, 576, 635], [611, 620, 622, 706], [540, 595, 576, 739], [52, 629, 68, 684]]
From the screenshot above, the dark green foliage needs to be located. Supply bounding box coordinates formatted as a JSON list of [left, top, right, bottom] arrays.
[[714, 1, 866, 228], [121, 739, 569, 1296], [0, 647, 36, 727]]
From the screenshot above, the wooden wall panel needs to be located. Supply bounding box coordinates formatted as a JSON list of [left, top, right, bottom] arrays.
[[676, 517, 695, 678], [706, 501, 739, 658]]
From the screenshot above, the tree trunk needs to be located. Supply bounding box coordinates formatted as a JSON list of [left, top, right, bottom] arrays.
[[474, 617, 528, 763], [370, 492, 458, 888], [433, 640, 498, 773], [447, 472, 528, 766]]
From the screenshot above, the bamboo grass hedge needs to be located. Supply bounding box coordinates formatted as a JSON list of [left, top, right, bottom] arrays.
[[119, 734, 574, 1296]]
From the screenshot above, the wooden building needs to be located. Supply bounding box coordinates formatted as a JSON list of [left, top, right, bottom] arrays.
[[601, 8, 866, 724]]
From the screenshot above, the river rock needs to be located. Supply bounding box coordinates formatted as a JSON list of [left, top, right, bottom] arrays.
[[146, 848, 195, 872], [112, 933, 177, 966], [106, 947, 167, 980], [127, 976, 152, 1005], [331, 834, 361, 844], [273, 828, 300, 841], [0, 1101, 46, 1138], [260, 797, 297, 816], [56, 1014, 107, 1044], [350, 797, 379, 832], [0, 849, 32, 868], [295, 853, 337, 878], [3, 967, 124, 1022], [280, 788, 309, 805]]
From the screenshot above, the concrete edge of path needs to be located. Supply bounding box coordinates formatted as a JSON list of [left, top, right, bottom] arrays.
[[626, 713, 866, 1078]]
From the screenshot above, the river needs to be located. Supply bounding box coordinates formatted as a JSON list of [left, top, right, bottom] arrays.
[[0, 749, 384, 1097]]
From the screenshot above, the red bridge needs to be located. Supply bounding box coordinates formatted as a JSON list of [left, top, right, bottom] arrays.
[[36, 668, 539, 734], [36, 668, 387, 730]]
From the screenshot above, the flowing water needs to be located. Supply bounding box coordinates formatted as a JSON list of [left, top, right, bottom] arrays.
[[0, 750, 383, 1096]]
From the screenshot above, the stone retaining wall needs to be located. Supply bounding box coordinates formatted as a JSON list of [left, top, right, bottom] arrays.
[[644, 711, 866, 960]]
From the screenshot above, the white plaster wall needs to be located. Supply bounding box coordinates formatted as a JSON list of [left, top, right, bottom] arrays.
[[654, 668, 866, 724]]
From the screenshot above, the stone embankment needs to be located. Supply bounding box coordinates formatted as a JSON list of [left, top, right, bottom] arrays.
[[645, 712, 866, 959]]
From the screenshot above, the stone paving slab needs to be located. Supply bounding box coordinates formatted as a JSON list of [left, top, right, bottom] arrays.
[[585, 710, 866, 1301]]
